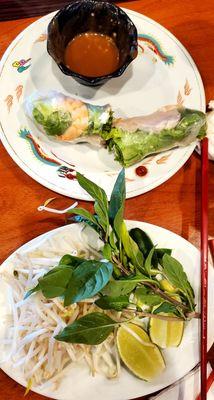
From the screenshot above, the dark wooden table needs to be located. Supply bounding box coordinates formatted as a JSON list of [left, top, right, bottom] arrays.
[[0, 1, 213, 399]]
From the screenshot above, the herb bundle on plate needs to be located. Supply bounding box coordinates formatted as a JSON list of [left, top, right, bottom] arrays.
[[25, 169, 198, 380]]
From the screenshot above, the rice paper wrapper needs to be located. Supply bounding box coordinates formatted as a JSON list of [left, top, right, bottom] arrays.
[[196, 101, 214, 160], [24, 90, 112, 142], [107, 107, 206, 167]]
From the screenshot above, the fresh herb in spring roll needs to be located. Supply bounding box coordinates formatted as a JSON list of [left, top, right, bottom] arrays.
[[104, 107, 206, 167], [25, 91, 112, 142]]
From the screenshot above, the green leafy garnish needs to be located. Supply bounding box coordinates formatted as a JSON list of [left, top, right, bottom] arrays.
[[102, 278, 138, 296], [109, 168, 125, 224], [55, 312, 118, 345], [25, 259, 113, 306], [69, 208, 100, 228], [144, 247, 155, 275], [63, 260, 113, 306], [135, 286, 163, 307], [25, 167, 196, 346], [59, 254, 85, 267], [24, 283, 40, 299], [102, 243, 113, 261], [114, 216, 144, 270], [102, 275, 158, 297], [153, 302, 181, 316], [129, 228, 159, 267], [155, 248, 172, 261], [129, 228, 154, 257], [95, 295, 130, 311], [76, 172, 109, 239], [162, 254, 195, 310], [25, 265, 73, 299]]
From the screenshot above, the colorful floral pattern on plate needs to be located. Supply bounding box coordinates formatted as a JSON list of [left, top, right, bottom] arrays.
[[12, 58, 31, 73]]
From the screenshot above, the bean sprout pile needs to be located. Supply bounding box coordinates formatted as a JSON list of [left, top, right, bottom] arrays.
[[0, 225, 136, 390]]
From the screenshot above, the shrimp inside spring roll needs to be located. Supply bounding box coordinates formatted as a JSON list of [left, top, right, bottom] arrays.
[[25, 90, 112, 142]]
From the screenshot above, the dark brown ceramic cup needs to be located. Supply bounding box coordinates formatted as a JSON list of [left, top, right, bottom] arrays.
[[47, 0, 138, 86]]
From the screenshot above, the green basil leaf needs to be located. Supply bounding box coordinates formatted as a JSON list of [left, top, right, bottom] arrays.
[[39, 267, 73, 298], [24, 283, 40, 299], [64, 260, 113, 306], [109, 169, 125, 224], [25, 265, 74, 299], [94, 202, 109, 233], [55, 312, 118, 344], [68, 208, 100, 228], [121, 222, 144, 269], [144, 247, 155, 275], [76, 173, 108, 209], [95, 295, 130, 311], [155, 248, 172, 261], [129, 228, 154, 256], [76, 173, 109, 234], [59, 254, 85, 267], [109, 231, 118, 251], [113, 205, 124, 238], [114, 212, 144, 269], [102, 279, 138, 296], [135, 287, 163, 306], [162, 254, 195, 308], [102, 275, 156, 296], [102, 243, 112, 261], [67, 214, 100, 233], [162, 254, 194, 294], [153, 302, 180, 315]]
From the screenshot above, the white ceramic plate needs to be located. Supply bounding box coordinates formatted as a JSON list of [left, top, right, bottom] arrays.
[[0, 221, 213, 400], [0, 9, 205, 200]]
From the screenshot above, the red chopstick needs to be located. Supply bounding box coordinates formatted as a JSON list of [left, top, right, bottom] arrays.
[[196, 370, 214, 400], [208, 239, 214, 264], [200, 137, 209, 400]]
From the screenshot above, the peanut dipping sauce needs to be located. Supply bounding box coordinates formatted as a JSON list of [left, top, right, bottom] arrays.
[[64, 32, 120, 77]]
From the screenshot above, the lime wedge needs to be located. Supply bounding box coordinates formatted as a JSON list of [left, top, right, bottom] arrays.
[[117, 323, 165, 381], [149, 316, 184, 348]]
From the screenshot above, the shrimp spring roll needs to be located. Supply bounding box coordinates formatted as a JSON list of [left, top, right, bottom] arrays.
[[25, 91, 206, 167], [103, 107, 206, 166], [25, 91, 112, 142]]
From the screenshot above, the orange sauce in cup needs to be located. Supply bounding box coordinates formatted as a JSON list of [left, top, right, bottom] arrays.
[[64, 32, 120, 77]]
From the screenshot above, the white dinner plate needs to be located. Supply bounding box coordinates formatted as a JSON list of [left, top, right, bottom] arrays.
[[0, 221, 213, 400], [0, 9, 205, 200]]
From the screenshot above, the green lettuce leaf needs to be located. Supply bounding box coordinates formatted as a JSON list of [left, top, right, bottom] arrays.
[[87, 104, 113, 135], [106, 109, 206, 167], [33, 102, 72, 136]]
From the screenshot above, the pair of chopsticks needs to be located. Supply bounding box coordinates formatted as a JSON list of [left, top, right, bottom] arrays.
[[200, 137, 209, 400]]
